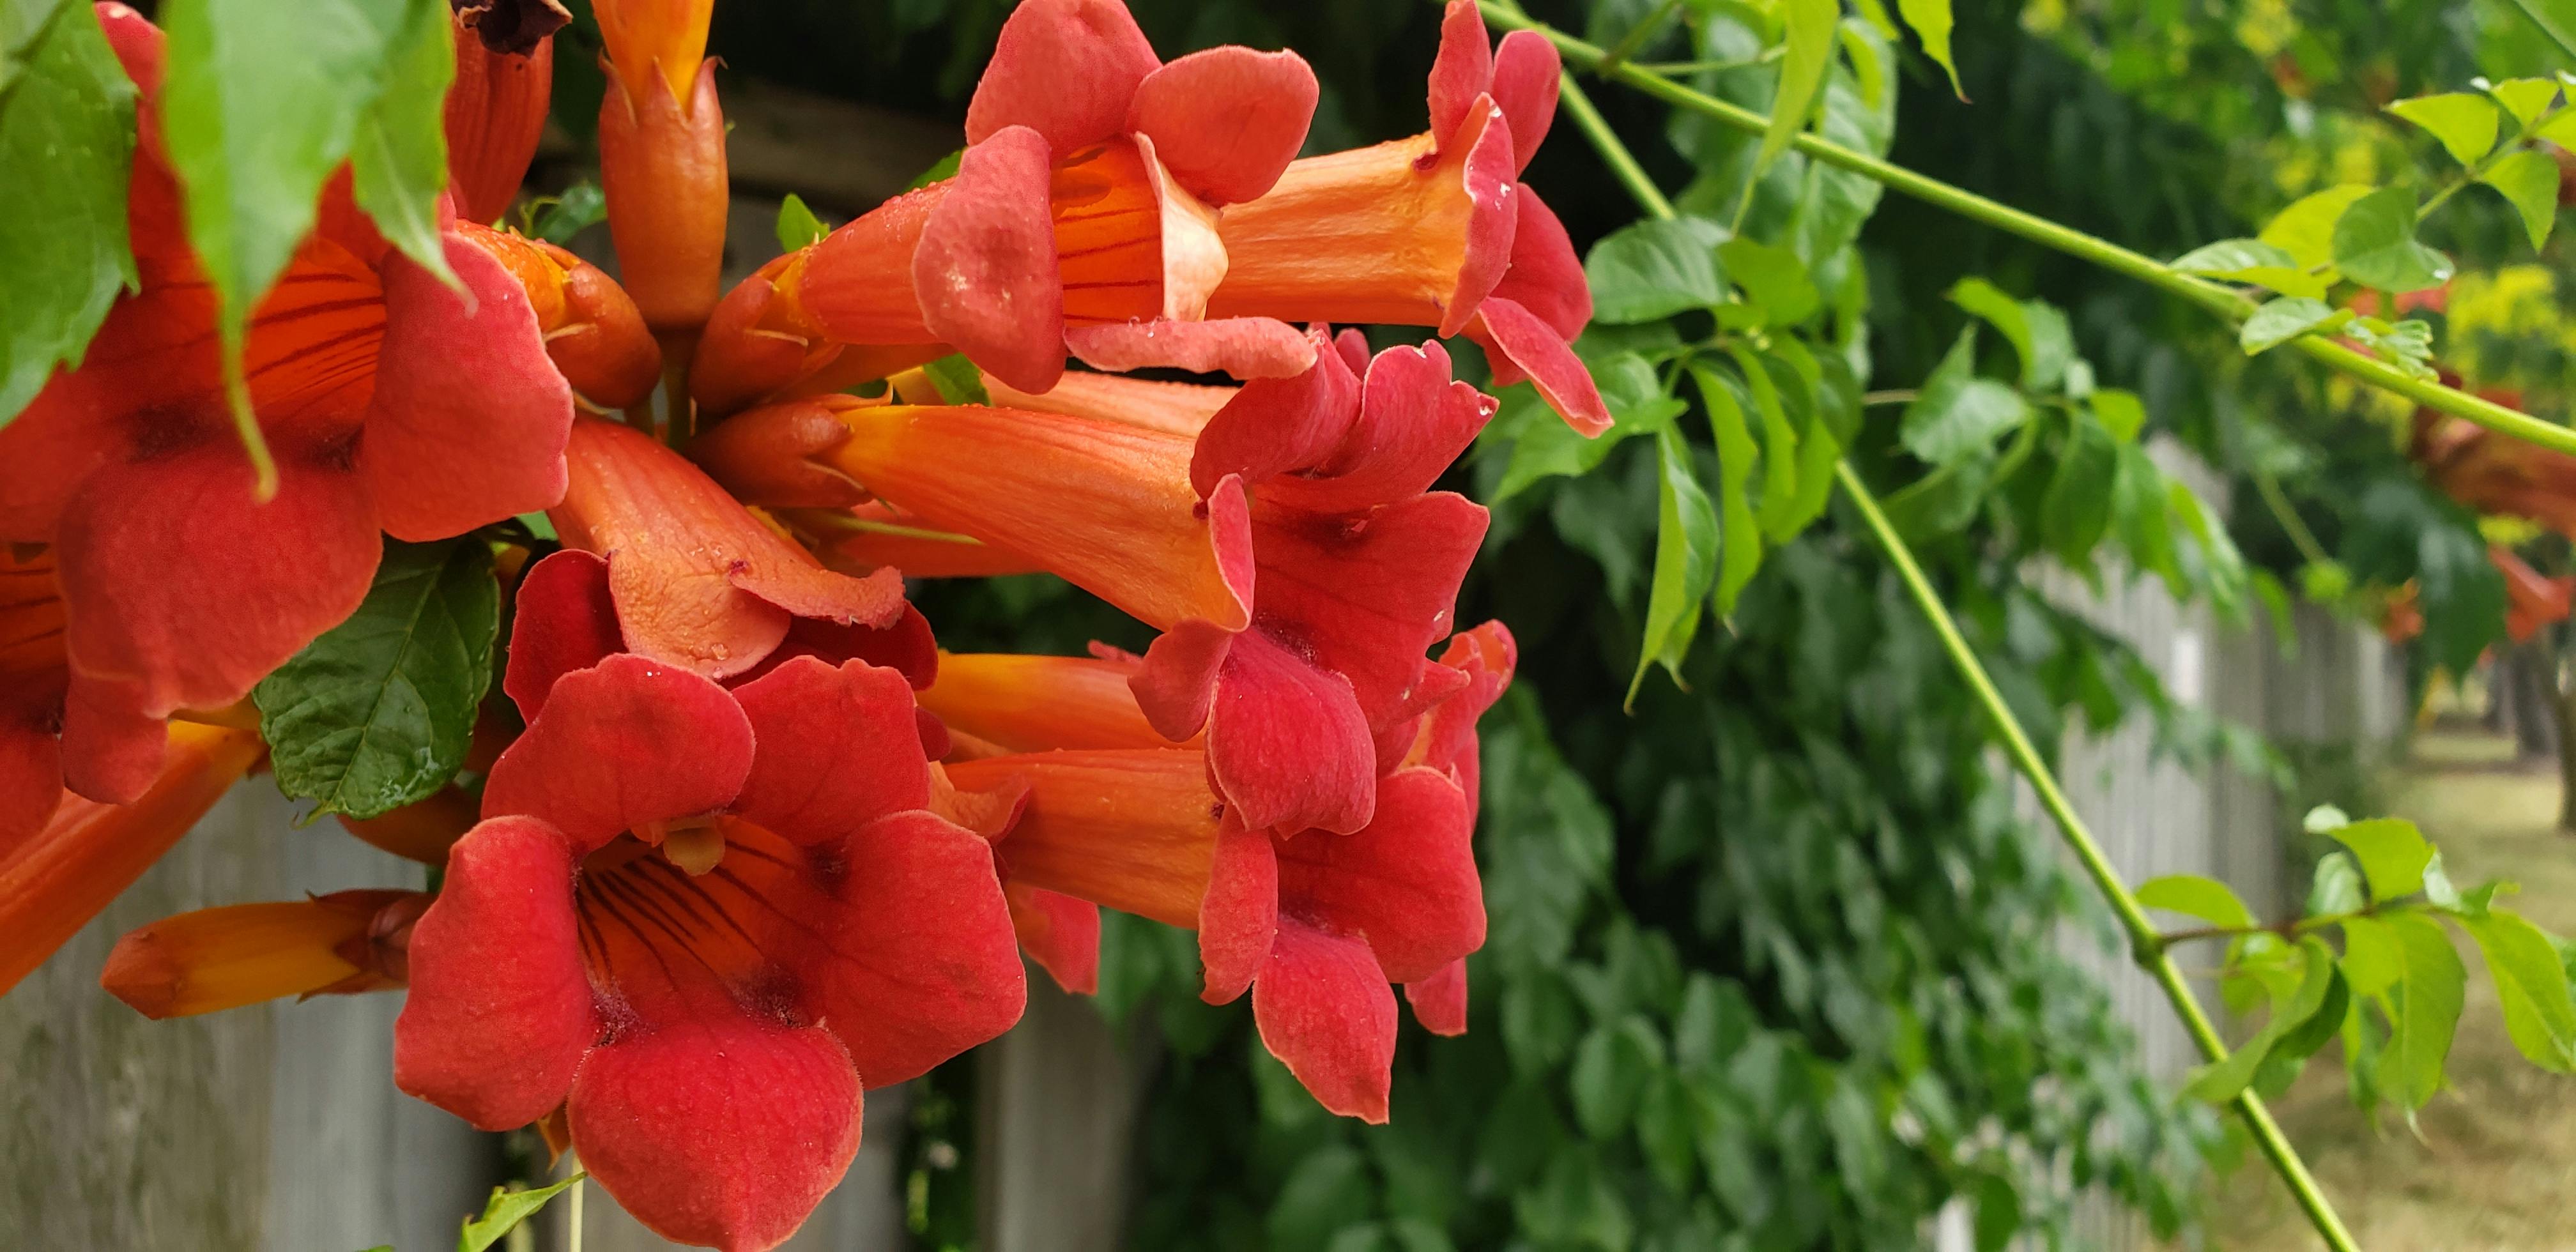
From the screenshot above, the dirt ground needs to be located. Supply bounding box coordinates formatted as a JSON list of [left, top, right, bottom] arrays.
[[2206, 723, 2576, 1251]]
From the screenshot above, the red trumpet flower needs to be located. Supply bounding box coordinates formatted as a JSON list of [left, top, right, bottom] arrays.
[[444, 0, 567, 224], [2412, 393, 2576, 540], [2495, 546, 2574, 643], [0, 549, 165, 850], [941, 621, 1514, 1120], [1209, 0, 1604, 434], [0, 721, 265, 998], [0, 7, 572, 764], [395, 652, 1023, 1251], [690, 0, 1324, 411], [459, 222, 663, 409], [709, 328, 1491, 836], [524, 418, 930, 692]]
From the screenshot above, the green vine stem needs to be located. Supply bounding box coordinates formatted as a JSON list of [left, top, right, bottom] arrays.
[[1479, 1, 2576, 461], [1536, 29, 2368, 1249], [1836, 462, 2363, 1252]]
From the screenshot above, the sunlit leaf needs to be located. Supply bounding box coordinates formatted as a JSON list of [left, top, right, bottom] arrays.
[[459, 1173, 584, 1252], [1717, 235, 1820, 326], [346, 0, 455, 279], [2186, 938, 2338, 1103], [2089, 389, 2147, 442], [2172, 237, 2328, 300], [1692, 367, 1765, 615], [2461, 909, 2576, 1072], [1896, 0, 1963, 98], [2386, 92, 2501, 166], [775, 192, 831, 252], [2239, 296, 2352, 355], [2375, 912, 2465, 1112], [2138, 874, 2257, 930], [2329, 187, 2453, 294], [2326, 818, 2434, 903], [2478, 148, 2561, 250], [2257, 183, 2375, 270], [2484, 77, 2562, 130], [1946, 278, 2071, 391], [1752, 0, 1839, 185]]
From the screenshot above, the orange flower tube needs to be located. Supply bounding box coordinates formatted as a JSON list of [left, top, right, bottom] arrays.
[[0, 722, 264, 997], [921, 652, 1185, 753], [944, 749, 1220, 929], [457, 222, 663, 408], [101, 889, 429, 1019], [443, 2, 564, 224], [594, 0, 726, 333]]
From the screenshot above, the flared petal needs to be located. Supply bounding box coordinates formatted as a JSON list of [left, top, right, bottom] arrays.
[[1196, 820, 1276, 1005], [1006, 883, 1102, 996], [1200, 629, 1376, 836], [1254, 919, 1396, 1123], [730, 657, 931, 844], [805, 810, 1025, 1087], [552, 417, 906, 679], [1276, 767, 1482, 983], [1469, 296, 1609, 436], [59, 673, 165, 802], [569, 1018, 859, 1252], [1426, 0, 1494, 145], [503, 550, 624, 721], [963, 0, 1161, 155], [1196, 338, 1493, 514], [394, 816, 595, 1131], [55, 443, 381, 717], [1064, 316, 1315, 380], [1486, 188, 1589, 342], [1248, 490, 1489, 731], [1129, 47, 1319, 206], [1188, 326, 1365, 498], [0, 722, 260, 998], [944, 749, 1220, 929], [480, 654, 755, 852], [919, 651, 1177, 753], [1409, 619, 1516, 801], [1405, 959, 1469, 1036], [916, 127, 1067, 393], [362, 231, 574, 540], [1489, 33, 1561, 176]]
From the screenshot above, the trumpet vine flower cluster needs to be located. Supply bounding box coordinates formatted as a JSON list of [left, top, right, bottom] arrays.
[[0, 1, 1600, 1246]]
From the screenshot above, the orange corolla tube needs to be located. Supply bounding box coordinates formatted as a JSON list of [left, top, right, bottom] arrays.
[[338, 784, 480, 864], [2495, 546, 2573, 643], [984, 368, 1232, 436], [945, 749, 1220, 929], [444, 2, 563, 224], [0, 722, 264, 997], [920, 652, 1189, 753], [594, 0, 725, 333], [101, 889, 429, 1019], [457, 222, 662, 408]]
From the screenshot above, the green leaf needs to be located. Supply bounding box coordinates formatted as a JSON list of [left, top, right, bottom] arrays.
[[254, 538, 500, 820], [346, 0, 455, 279], [2186, 938, 2339, 1103], [1584, 217, 1726, 323], [2089, 388, 2147, 442], [2460, 908, 2576, 1071], [2340, 913, 2403, 997], [2308, 850, 2365, 917], [775, 192, 831, 252], [2386, 93, 2502, 166], [1972, 1172, 2018, 1251], [1629, 426, 1721, 703], [2327, 817, 2435, 903], [2238, 296, 2353, 355], [1716, 236, 1819, 326], [1491, 358, 1686, 501], [0, 0, 135, 428], [1568, 1016, 1662, 1140], [1726, 346, 1807, 539], [530, 180, 606, 245], [1899, 328, 2028, 466], [459, 1173, 583, 1252], [1895, 0, 1964, 98], [2375, 912, 2466, 1111], [919, 353, 990, 406], [2479, 148, 2561, 250], [2257, 183, 2375, 270], [2329, 187, 2453, 294], [162, 0, 454, 368], [1634, 1070, 1698, 1193], [2171, 237, 2329, 299], [907, 147, 963, 190], [2138, 874, 2257, 930], [2485, 77, 2562, 130], [1691, 367, 1764, 615], [1945, 279, 2073, 392], [1268, 1147, 1375, 1252], [2039, 415, 2117, 565], [1752, 0, 1839, 184]]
